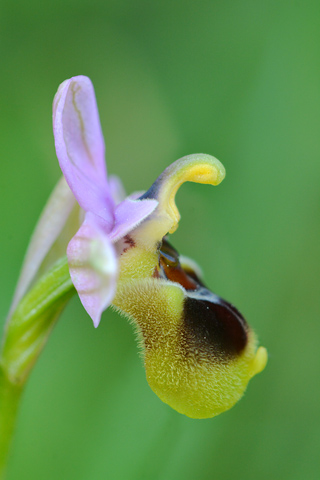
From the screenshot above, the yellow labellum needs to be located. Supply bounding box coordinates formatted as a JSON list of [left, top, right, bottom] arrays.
[[113, 154, 267, 418]]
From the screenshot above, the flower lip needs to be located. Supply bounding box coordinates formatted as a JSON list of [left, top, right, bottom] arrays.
[[158, 238, 248, 359], [159, 239, 199, 291], [182, 294, 248, 360]]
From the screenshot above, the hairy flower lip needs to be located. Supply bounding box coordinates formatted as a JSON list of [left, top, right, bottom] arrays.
[[156, 238, 249, 358]]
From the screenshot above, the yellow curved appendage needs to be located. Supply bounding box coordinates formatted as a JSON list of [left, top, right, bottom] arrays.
[[135, 154, 225, 249], [155, 154, 225, 234]]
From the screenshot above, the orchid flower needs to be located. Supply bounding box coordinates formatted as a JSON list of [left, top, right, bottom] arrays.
[[2, 76, 267, 426], [53, 76, 267, 418]]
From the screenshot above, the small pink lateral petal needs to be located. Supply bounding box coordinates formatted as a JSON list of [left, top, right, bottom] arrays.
[[67, 212, 118, 327], [110, 197, 158, 243], [53, 76, 114, 226]]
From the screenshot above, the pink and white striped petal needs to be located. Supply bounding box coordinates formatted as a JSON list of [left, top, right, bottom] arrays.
[[53, 76, 114, 228], [67, 212, 118, 327]]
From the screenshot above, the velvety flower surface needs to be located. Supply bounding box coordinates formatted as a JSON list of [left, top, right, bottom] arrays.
[[53, 76, 158, 326]]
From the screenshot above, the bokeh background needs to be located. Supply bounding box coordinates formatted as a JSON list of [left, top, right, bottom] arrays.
[[1, 0, 320, 479]]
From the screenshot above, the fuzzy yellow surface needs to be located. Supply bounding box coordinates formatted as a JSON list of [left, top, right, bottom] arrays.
[[113, 154, 267, 418], [116, 246, 158, 281], [113, 277, 267, 419]]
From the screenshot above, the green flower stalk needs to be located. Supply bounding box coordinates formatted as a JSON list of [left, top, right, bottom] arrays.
[[0, 76, 267, 477], [0, 258, 74, 477]]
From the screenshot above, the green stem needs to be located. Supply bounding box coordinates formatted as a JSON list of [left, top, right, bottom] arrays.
[[0, 369, 22, 480], [0, 256, 75, 477]]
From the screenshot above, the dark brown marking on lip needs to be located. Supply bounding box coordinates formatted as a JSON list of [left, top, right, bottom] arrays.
[[159, 240, 198, 291], [180, 266, 205, 288], [159, 238, 248, 360], [182, 294, 248, 360], [122, 234, 135, 254], [152, 266, 161, 279]]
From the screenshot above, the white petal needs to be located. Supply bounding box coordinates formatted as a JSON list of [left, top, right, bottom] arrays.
[[67, 212, 118, 327]]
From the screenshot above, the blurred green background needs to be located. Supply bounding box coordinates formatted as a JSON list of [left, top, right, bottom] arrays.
[[1, 0, 319, 479]]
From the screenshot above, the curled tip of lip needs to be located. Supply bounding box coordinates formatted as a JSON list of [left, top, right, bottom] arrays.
[[251, 346, 268, 377], [140, 153, 226, 234]]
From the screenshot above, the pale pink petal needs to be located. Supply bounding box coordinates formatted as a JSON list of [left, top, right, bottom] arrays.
[[110, 198, 158, 242], [67, 212, 118, 327], [108, 175, 127, 205], [53, 76, 114, 226], [8, 177, 75, 318]]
